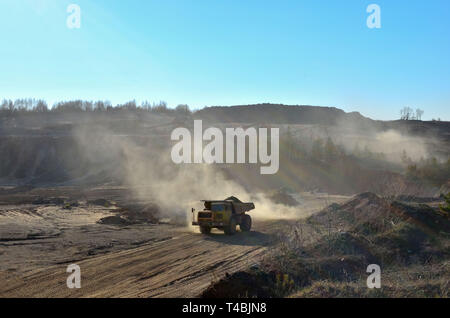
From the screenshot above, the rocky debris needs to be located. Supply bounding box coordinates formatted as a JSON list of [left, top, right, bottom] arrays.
[[117, 203, 160, 224], [97, 215, 132, 226], [96, 202, 160, 226]]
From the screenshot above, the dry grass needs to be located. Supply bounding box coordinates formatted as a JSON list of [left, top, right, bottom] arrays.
[[202, 193, 450, 298]]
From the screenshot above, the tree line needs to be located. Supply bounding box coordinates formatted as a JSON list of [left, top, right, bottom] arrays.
[[0, 99, 192, 115], [400, 107, 424, 120]]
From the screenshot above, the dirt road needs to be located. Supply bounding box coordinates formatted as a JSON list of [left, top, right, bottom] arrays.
[[0, 222, 279, 298], [0, 188, 349, 298]]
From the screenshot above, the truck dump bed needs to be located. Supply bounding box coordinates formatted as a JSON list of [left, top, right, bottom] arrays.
[[224, 196, 255, 215], [201, 196, 255, 215], [231, 202, 255, 214]]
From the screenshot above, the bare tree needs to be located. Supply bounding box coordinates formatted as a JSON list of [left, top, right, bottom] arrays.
[[35, 100, 48, 112], [152, 101, 169, 113], [400, 107, 414, 120], [175, 104, 191, 114], [415, 108, 424, 121]]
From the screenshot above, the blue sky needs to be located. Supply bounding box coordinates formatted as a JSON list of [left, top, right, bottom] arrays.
[[0, 0, 449, 120]]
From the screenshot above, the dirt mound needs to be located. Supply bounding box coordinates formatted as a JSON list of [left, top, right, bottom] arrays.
[[116, 202, 160, 224], [390, 201, 450, 233], [309, 192, 449, 236], [201, 271, 277, 298], [291, 277, 450, 298], [302, 255, 368, 282], [97, 202, 160, 225], [306, 232, 378, 263], [96, 202, 160, 226], [308, 193, 450, 264], [202, 192, 450, 298], [201, 255, 369, 298], [308, 192, 395, 234], [97, 215, 132, 226], [308, 194, 450, 270], [371, 223, 442, 264], [267, 189, 300, 207]]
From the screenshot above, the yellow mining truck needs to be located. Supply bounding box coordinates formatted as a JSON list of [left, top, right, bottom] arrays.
[[192, 196, 255, 235]]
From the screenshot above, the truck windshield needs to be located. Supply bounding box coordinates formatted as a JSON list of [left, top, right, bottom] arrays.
[[211, 204, 224, 212]]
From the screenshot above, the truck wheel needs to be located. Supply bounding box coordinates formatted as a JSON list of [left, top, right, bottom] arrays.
[[224, 217, 237, 235], [240, 214, 252, 232], [200, 226, 211, 234]]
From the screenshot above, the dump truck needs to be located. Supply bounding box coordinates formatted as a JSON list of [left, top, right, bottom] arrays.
[[192, 196, 255, 235]]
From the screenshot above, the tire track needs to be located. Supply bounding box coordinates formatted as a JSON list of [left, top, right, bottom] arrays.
[[0, 222, 277, 298]]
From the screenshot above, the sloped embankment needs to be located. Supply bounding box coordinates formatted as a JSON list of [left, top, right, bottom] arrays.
[[202, 193, 450, 298]]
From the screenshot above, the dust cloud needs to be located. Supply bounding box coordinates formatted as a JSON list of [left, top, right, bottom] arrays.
[[73, 125, 308, 226], [327, 116, 433, 162], [358, 129, 429, 162]]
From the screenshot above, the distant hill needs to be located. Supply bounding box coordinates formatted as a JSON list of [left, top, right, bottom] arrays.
[[195, 103, 450, 143], [0, 102, 448, 191], [194, 103, 371, 125]]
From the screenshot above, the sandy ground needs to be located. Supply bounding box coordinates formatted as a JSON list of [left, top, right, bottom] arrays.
[[0, 223, 275, 298], [0, 190, 349, 298]]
